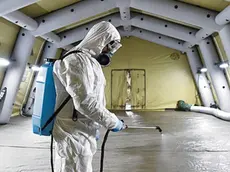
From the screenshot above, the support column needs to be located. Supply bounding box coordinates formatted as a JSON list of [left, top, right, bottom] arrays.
[[215, 6, 230, 26], [0, 0, 39, 16], [131, 28, 185, 52], [56, 14, 121, 48], [0, 29, 35, 124], [39, 42, 58, 62], [218, 25, 230, 62], [198, 38, 230, 112], [116, 0, 131, 34], [24, 42, 58, 116], [186, 48, 214, 107]]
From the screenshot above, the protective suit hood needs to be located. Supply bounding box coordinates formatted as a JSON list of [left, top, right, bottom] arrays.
[[76, 21, 121, 57]]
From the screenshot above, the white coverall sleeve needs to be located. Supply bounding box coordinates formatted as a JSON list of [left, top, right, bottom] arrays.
[[60, 56, 119, 129]]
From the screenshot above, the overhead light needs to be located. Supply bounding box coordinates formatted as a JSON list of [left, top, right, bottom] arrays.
[[31, 65, 40, 72], [219, 62, 229, 69], [198, 67, 207, 73], [200, 68, 208, 73], [0, 58, 10, 66]]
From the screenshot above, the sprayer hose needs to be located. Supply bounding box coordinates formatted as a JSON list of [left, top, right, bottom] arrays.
[[51, 135, 54, 172], [100, 130, 110, 172]]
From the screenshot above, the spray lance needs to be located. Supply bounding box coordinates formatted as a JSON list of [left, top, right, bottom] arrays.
[[126, 126, 162, 132], [100, 123, 162, 172]]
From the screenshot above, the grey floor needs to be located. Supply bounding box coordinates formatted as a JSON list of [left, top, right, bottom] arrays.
[[1, 111, 230, 172]]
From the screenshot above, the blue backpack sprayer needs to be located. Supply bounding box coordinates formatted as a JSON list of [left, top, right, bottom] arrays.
[[32, 50, 162, 172], [32, 50, 80, 172], [32, 50, 82, 136]]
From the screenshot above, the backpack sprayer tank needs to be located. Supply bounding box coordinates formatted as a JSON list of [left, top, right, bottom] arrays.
[[32, 61, 56, 136]]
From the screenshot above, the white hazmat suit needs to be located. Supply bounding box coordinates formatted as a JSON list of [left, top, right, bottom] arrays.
[[52, 21, 123, 172]]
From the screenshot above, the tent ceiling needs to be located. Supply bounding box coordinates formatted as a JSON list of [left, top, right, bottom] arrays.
[[20, 0, 230, 19], [20, 0, 81, 18], [0, 0, 230, 54], [178, 0, 229, 12], [18, 0, 230, 35]]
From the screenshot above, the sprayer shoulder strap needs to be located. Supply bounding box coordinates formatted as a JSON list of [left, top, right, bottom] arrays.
[[41, 50, 82, 131], [42, 95, 72, 131], [60, 50, 82, 60]]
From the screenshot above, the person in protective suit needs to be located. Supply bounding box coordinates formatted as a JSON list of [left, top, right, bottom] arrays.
[[52, 21, 126, 172]]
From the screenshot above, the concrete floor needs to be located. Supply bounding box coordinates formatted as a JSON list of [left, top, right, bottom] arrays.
[[1, 111, 230, 172]]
